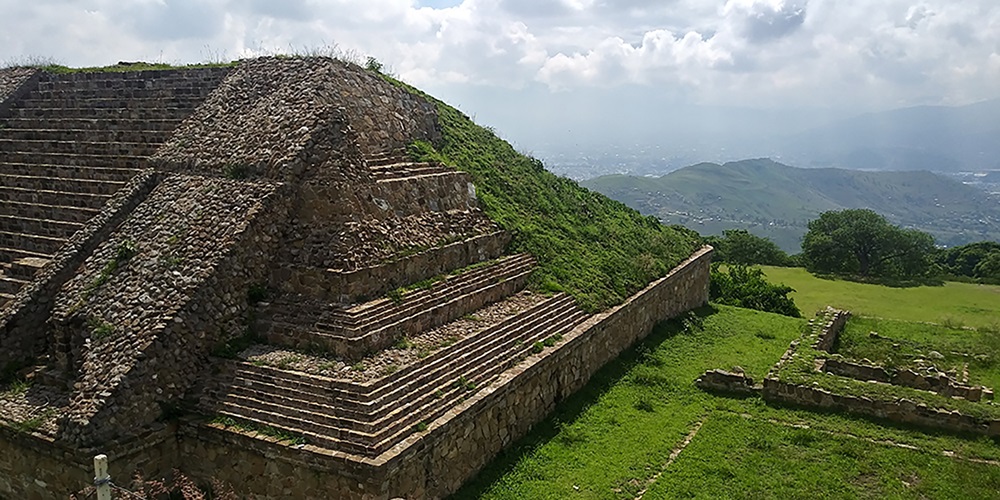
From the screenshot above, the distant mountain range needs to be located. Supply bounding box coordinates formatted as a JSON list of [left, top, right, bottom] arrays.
[[774, 98, 1000, 172], [582, 159, 1000, 252]]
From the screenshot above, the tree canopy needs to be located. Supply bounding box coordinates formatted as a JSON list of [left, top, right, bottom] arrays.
[[704, 229, 793, 267], [802, 209, 935, 280], [936, 241, 1000, 283]]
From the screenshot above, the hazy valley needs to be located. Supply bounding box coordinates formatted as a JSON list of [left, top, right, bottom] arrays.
[[582, 158, 1000, 252]]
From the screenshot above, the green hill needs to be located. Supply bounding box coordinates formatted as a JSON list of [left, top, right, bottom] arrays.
[[389, 77, 701, 311], [582, 158, 1000, 252]]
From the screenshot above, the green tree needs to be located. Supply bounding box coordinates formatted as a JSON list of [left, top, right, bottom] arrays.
[[710, 263, 801, 317], [936, 241, 1000, 279], [802, 209, 935, 279], [974, 252, 1000, 280], [705, 229, 791, 266]]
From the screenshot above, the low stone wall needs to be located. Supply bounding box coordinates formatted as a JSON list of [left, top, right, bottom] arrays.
[[276, 231, 511, 303], [48, 175, 291, 446], [0, 170, 161, 377], [696, 369, 759, 395], [181, 245, 713, 498], [0, 423, 179, 499], [762, 377, 1000, 437], [0, 67, 38, 115], [822, 359, 994, 402], [813, 307, 850, 352]]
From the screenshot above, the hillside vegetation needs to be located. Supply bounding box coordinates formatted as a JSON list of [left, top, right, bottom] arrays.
[[582, 158, 1000, 251], [393, 79, 701, 311]]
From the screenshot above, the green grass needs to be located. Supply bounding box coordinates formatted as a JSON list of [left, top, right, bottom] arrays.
[[389, 80, 701, 312], [761, 266, 1000, 329], [838, 317, 1000, 391], [645, 414, 1000, 499], [454, 305, 1000, 499]]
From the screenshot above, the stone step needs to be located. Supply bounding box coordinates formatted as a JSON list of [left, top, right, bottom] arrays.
[[265, 254, 534, 330], [261, 258, 535, 358], [373, 168, 460, 183], [339, 254, 534, 321], [210, 299, 589, 456], [0, 215, 83, 239], [0, 186, 109, 210], [0, 246, 51, 263], [0, 277, 28, 295], [331, 298, 584, 414], [28, 86, 217, 101], [14, 97, 204, 111], [319, 259, 533, 334], [0, 231, 67, 255], [0, 173, 126, 196], [365, 154, 408, 168], [229, 300, 584, 427], [369, 162, 454, 180], [0, 139, 158, 157], [0, 163, 141, 182], [232, 294, 578, 407], [0, 151, 149, 169], [0, 200, 100, 223], [9, 106, 196, 120], [0, 292, 13, 309], [35, 69, 231, 91], [0, 128, 171, 143], [6, 256, 48, 280], [0, 118, 183, 132], [280, 230, 510, 303]]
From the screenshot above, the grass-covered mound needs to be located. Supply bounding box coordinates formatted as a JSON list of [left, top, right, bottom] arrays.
[[396, 81, 701, 311]]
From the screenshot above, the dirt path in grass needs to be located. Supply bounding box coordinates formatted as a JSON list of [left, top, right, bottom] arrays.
[[632, 419, 705, 499]]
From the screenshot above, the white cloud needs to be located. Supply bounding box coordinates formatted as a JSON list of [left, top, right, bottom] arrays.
[[0, 0, 997, 112]]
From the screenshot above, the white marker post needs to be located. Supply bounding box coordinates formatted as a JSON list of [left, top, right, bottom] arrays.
[[93, 454, 111, 500]]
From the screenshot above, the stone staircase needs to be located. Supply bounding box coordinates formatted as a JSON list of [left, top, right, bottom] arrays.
[[202, 292, 588, 457], [366, 150, 453, 181], [258, 253, 536, 358], [0, 68, 229, 307]]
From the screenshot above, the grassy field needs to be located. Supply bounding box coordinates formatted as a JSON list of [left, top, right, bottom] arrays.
[[645, 414, 1000, 499], [453, 305, 1000, 499], [760, 266, 1000, 329]]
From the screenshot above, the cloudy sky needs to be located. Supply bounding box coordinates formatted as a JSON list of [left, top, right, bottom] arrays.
[[2, 1, 999, 162]]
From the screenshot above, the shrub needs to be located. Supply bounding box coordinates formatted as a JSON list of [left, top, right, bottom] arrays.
[[710, 263, 801, 318]]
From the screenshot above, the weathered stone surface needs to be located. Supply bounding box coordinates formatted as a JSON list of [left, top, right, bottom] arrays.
[[0, 57, 714, 499]]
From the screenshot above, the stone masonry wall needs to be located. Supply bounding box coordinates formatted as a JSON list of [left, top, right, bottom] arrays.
[[0, 423, 180, 499], [276, 230, 510, 303], [763, 377, 1000, 437], [0, 67, 38, 115], [298, 172, 479, 225], [813, 306, 850, 352], [0, 170, 161, 376], [152, 57, 439, 184], [696, 369, 759, 395], [0, 245, 711, 498], [47, 175, 290, 446], [175, 246, 713, 499]]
